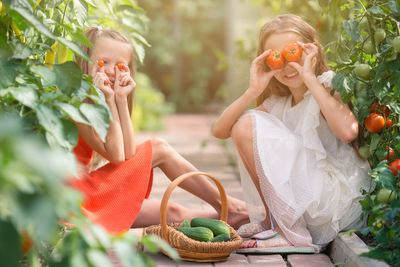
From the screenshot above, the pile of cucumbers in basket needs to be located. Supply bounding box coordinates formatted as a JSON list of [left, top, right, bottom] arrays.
[[177, 218, 231, 242]]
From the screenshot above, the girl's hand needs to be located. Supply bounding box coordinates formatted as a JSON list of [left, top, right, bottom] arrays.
[[114, 64, 136, 98], [92, 65, 114, 98], [248, 49, 279, 97], [288, 42, 318, 83]]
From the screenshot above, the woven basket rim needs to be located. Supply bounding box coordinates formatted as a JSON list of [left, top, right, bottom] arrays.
[[145, 222, 242, 254]]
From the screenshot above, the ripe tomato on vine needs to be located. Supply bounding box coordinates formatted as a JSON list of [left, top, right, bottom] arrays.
[[365, 113, 385, 133], [370, 103, 391, 117]]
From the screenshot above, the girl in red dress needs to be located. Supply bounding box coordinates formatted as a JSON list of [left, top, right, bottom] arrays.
[[70, 27, 248, 234]]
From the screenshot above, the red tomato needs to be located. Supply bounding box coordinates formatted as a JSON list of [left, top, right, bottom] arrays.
[[21, 232, 33, 254], [370, 103, 391, 117], [282, 43, 303, 62], [385, 119, 393, 128], [266, 50, 285, 69], [97, 60, 104, 67], [388, 159, 400, 176], [117, 63, 124, 70], [382, 146, 395, 161], [365, 113, 385, 133]]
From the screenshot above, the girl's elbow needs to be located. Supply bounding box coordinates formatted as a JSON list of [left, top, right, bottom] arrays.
[[212, 128, 230, 140], [341, 124, 358, 143]]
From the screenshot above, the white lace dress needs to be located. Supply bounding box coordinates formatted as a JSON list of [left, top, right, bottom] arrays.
[[237, 71, 372, 251]]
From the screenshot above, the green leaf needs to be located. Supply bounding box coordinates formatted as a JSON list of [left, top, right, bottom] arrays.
[[2, 85, 38, 108], [53, 61, 83, 96], [389, 0, 399, 12], [10, 6, 55, 39], [343, 20, 360, 42], [79, 103, 110, 142], [55, 102, 89, 124], [142, 235, 180, 261], [0, 61, 17, 88], [57, 37, 91, 62], [73, 0, 88, 26], [370, 133, 382, 152], [36, 105, 77, 150], [87, 249, 113, 267], [88, 224, 110, 249], [30, 64, 57, 88], [368, 6, 385, 16], [130, 32, 150, 47], [0, 219, 21, 267], [132, 40, 145, 64]]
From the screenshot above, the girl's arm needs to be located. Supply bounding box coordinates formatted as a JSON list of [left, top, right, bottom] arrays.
[[76, 67, 125, 164], [213, 50, 278, 139], [113, 65, 136, 159], [290, 42, 358, 143]]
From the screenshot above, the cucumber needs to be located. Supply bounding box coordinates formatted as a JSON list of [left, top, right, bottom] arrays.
[[209, 233, 231, 242], [191, 218, 230, 236], [181, 219, 191, 228], [177, 226, 214, 242]]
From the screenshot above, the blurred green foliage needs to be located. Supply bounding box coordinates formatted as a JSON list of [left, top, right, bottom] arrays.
[[132, 72, 174, 131], [137, 0, 227, 112]]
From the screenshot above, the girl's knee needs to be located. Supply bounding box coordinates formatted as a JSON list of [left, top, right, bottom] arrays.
[[166, 202, 185, 222]]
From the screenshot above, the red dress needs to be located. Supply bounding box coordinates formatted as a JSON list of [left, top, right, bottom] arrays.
[[69, 136, 153, 234]]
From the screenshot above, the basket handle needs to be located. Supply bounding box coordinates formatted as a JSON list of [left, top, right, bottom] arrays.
[[160, 171, 228, 242]]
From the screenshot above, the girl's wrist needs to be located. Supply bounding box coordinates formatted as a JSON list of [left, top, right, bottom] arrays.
[[244, 87, 260, 101], [115, 94, 128, 104], [303, 75, 318, 86]]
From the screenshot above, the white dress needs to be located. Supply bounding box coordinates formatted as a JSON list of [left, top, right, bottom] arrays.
[[237, 71, 372, 251]]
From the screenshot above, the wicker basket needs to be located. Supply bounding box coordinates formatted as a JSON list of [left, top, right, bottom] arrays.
[[145, 171, 243, 262]]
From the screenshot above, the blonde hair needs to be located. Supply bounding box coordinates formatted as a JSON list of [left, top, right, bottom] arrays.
[[256, 14, 330, 106], [76, 27, 135, 115]]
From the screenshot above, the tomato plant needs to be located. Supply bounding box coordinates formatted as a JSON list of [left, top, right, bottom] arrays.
[[20, 232, 33, 254], [282, 43, 303, 62], [329, 0, 400, 264], [388, 159, 400, 176], [365, 113, 385, 133], [266, 50, 285, 69], [370, 103, 391, 117]]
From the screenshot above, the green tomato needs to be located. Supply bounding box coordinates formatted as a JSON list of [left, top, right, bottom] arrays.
[[364, 40, 375, 54], [358, 145, 371, 159], [393, 36, 400, 53], [374, 29, 386, 43], [354, 64, 372, 79], [377, 188, 397, 203]]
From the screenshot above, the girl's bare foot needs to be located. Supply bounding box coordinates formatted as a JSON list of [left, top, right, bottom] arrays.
[[226, 197, 250, 229]]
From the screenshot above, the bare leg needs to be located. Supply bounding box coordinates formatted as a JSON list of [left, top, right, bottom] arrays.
[[231, 117, 272, 231], [132, 199, 219, 228], [149, 137, 249, 228]]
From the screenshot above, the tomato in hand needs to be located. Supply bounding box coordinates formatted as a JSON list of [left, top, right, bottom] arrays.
[[97, 60, 104, 67], [21, 231, 33, 254], [365, 113, 385, 133], [266, 50, 285, 69], [388, 159, 400, 176], [370, 103, 391, 117], [282, 43, 303, 62], [117, 63, 124, 70], [385, 119, 393, 128]]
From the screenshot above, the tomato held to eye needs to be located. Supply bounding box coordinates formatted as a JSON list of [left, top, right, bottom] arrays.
[[266, 51, 285, 69], [97, 60, 104, 67], [282, 43, 303, 62], [117, 63, 124, 70], [370, 103, 391, 117], [388, 159, 400, 176], [365, 113, 385, 133]]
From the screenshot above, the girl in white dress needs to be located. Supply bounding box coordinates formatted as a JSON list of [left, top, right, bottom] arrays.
[[213, 14, 371, 252]]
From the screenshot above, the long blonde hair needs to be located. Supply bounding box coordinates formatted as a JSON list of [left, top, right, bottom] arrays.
[[256, 14, 330, 106], [76, 27, 135, 115]]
